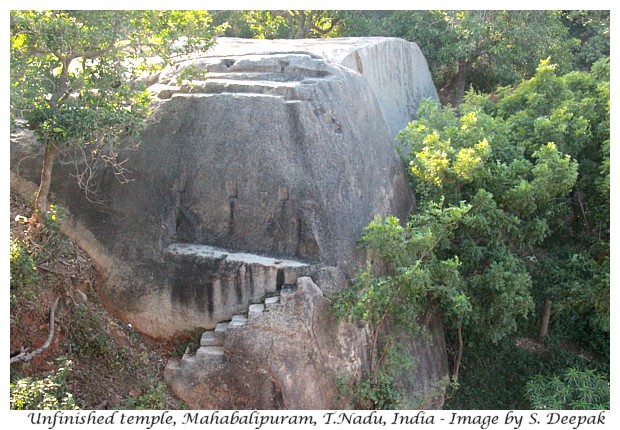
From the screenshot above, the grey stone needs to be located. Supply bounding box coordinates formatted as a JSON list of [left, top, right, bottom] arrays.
[[297, 276, 323, 298], [196, 346, 225, 359], [313, 266, 349, 295], [264, 296, 280, 307], [148, 83, 181, 99], [10, 37, 426, 337], [165, 276, 449, 409], [214, 322, 229, 344], [228, 315, 247, 328], [200, 330, 222, 347], [248, 303, 265, 315]]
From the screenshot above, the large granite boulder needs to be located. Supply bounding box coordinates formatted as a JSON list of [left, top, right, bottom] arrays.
[[11, 36, 448, 410], [11, 37, 436, 338]]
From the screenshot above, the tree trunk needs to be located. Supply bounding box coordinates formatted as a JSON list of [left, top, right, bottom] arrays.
[[452, 323, 464, 382], [440, 60, 468, 106], [538, 298, 552, 342], [34, 143, 60, 216]]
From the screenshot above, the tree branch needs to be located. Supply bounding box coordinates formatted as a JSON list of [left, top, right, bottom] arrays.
[[10, 296, 61, 364], [312, 18, 341, 35]]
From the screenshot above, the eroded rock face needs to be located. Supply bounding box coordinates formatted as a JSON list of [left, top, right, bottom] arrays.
[[11, 37, 435, 338], [11, 37, 448, 410], [165, 277, 369, 409], [163, 37, 438, 138]]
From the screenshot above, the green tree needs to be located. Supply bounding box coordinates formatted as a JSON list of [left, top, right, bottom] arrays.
[[490, 57, 610, 342], [397, 101, 570, 346], [335, 203, 472, 407], [399, 59, 609, 347], [212, 10, 340, 39], [10, 10, 221, 216], [340, 59, 609, 403], [561, 10, 610, 71]]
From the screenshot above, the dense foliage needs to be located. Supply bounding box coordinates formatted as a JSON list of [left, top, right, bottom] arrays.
[[526, 367, 609, 410], [212, 10, 340, 39], [443, 339, 608, 409], [561, 11, 610, 71], [337, 57, 609, 409]]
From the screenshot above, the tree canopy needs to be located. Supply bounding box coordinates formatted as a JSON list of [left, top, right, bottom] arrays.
[[337, 57, 609, 408], [212, 10, 340, 39], [10, 10, 222, 214]]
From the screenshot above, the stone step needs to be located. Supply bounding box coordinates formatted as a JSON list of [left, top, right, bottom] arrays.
[[265, 296, 280, 308], [177, 292, 283, 369], [214, 321, 230, 343], [195, 346, 225, 362], [229, 314, 248, 328], [176, 80, 298, 100], [200, 330, 222, 347], [205, 72, 301, 83], [248, 303, 265, 315], [201, 78, 299, 90]]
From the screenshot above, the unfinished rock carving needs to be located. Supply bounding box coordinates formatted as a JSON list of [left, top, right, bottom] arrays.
[[10, 37, 447, 408]]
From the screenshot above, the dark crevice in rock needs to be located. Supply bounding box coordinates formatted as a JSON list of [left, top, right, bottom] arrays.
[[222, 58, 236, 68], [276, 269, 285, 292], [205, 279, 214, 314], [238, 265, 247, 304], [227, 198, 235, 237]]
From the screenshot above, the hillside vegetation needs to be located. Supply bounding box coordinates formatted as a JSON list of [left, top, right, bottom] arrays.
[[10, 193, 199, 409]]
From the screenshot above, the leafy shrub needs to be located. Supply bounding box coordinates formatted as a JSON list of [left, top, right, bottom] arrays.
[[10, 237, 39, 292], [67, 305, 112, 358], [10, 361, 79, 410], [443, 339, 607, 409], [124, 381, 168, 410], [334, 203, 471, 408], [526, 368, 609, 409]]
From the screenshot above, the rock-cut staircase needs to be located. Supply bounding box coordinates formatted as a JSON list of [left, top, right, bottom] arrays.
[[188, 296, 280, 361], [180, 294, 283, 368], [164, 241, 321, 377]]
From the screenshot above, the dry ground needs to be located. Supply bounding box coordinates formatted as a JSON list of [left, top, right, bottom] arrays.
[[10, 193, 199, 409]]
